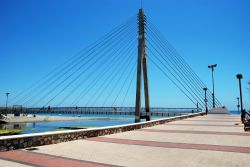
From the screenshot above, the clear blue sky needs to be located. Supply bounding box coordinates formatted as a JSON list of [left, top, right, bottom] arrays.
[[0, 0, 250, 110]]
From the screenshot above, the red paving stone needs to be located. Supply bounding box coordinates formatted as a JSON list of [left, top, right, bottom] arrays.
[[182, 119, 240, 122], [0, 150, 116, 167], [138, 129, 250, 136], [163, 123, 243, 127], [203, 114, 240, 120], [88, 137, 250, 154]]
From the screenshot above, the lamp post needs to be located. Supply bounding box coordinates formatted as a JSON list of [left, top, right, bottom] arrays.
[[208, 64, 217, 108], [203, 88, 208, 114], [236, 74, 244, 122], [237, 97, 240, 113], [5, 92, 10, 116]]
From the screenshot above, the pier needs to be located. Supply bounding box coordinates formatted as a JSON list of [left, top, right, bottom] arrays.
[[1, 107, 202, 117]]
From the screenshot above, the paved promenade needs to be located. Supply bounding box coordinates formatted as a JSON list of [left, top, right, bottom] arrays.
[[1, 114, 250, 167]]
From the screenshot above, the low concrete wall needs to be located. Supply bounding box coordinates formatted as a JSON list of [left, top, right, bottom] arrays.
[[0, 112, 205, 151]]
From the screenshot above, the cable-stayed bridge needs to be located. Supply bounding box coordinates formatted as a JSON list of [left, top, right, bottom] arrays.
[[4, 9, 221, 122]]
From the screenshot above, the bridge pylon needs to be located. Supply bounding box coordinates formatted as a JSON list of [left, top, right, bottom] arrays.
[[135, 8, 150, 123]]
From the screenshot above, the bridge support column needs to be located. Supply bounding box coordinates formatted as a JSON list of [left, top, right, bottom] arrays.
[[135, 8, 150, 123]]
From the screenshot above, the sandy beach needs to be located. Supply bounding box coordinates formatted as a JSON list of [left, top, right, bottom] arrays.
[[2, 114, 131, 123]]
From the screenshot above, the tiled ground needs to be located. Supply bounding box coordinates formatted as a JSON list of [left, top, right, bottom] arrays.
[[1, 114, 249, 167]]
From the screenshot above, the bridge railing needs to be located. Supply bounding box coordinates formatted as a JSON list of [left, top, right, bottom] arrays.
[[1, 107, 202, 115]]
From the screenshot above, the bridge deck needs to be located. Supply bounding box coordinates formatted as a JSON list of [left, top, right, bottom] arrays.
[[1, 114, 249, 167]]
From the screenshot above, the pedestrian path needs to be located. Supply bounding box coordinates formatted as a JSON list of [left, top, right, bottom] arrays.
[[1, 114, 249, 167]]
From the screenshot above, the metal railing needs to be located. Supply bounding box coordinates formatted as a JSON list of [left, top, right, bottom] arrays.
[[0, 107, 202, 116]]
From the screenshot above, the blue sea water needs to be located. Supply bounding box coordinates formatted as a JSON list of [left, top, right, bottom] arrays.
[[21, 118, 133, 134], [230, 110, 241, 115]]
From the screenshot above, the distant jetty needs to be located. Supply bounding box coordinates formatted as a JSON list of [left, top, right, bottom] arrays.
[[0, 114, 131, 123]]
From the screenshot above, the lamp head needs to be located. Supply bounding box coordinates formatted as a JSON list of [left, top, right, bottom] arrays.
[[203, 88, 207, 91], [236, 74, 243, 79], [208, 64, 217, 69]]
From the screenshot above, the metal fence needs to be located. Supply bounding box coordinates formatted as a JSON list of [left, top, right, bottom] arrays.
[[1, 107, 202, 116]]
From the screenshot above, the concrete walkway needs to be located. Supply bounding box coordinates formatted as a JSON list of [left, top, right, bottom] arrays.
[[1, 114, 249, 167]]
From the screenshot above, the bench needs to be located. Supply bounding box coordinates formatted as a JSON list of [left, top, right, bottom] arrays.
[[243, 111, 250, 131]]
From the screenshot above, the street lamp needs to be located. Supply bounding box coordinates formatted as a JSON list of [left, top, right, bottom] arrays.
[[203, 88, 208, 114], [5, 92, 10, 116], [237, 97, 240, 113], [236, 74, 244, 122], [208, 64, 217, 108]]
